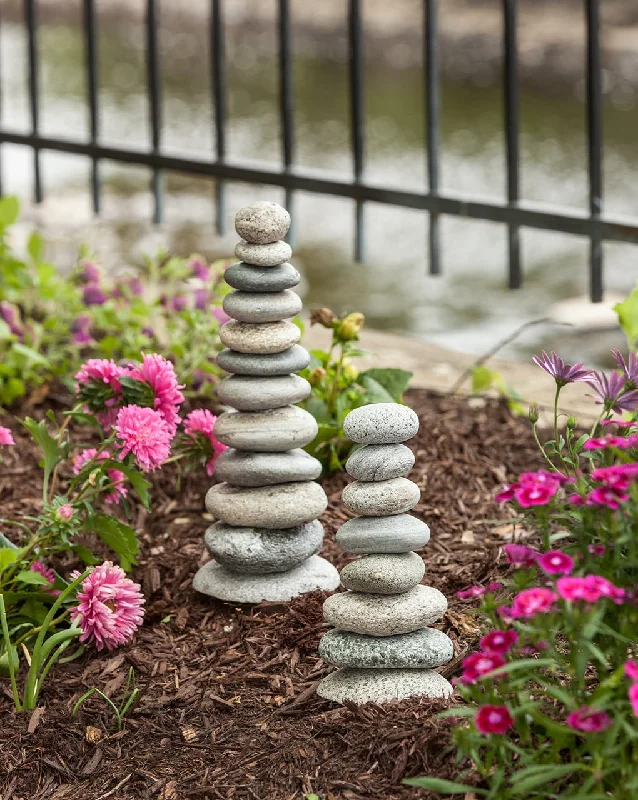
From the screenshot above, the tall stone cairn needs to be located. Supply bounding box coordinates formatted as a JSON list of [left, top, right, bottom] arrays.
[[193, 202, 340, 603], [316, 403, 454, 704]]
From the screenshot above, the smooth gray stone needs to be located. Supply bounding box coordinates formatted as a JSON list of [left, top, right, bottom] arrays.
[[223, 290, 302, 323], [316, 668, 453, 705], [206, 481, 328, 529], [234, 202, 291, 245], [323, 585, 447, 636], [336, 515, 431, 554], [346, 443, 415, 482], [235, 240, 292, 267], [342, 477, 420, 516], [217, 374, 311, 411], [216, 345, 310, 376], [204, 520, 324, 574], [193, 554, 340, 603], [214, 448, 322, 487], [225, 262, 300, 292], [219, 320, 300, 354], [343, 404, 419, 445], [214, 406, 318, 452], [318, 627, 454, 669], [340, 552, 425, 594]]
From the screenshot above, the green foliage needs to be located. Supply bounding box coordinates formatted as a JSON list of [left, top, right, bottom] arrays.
[[86, 514, 139, 572], [73, 666, 140, 731], [471, 364, 526, 415], [614, 284, 638, 351]]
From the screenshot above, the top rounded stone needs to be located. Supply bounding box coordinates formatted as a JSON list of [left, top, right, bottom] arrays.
[[343, 403, 419, 444], [235, 202, 291, 244]]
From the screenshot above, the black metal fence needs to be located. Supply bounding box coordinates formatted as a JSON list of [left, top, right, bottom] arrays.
[[1, 0, 636, 303]]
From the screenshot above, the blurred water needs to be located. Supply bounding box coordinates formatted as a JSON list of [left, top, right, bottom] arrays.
[[0, 11, 637, 364]]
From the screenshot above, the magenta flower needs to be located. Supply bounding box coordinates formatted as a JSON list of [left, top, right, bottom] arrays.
[[171, 294, 188, 312], [182, 409, 227, 476], [495, 485, 517, 503], [31, 561, 55, 585], [0, 300, 23, 337], [56, 504, 74, 521], [190, 257, 210, 281], [600, 418, 638, 428], [461, 652, 506, 684], [142, 326, 155, 338], [125, 353, 185, 437], [593, 464, 638, 489], [75, 358, 124, 399], [511, 587, 557, 618], [0, 426, 15, 446], [83, 284, 107, 306], [538, 550, 575, 576], [611, 349, 638, 388], [479, 629, 519, 654], [586, 486, 629, 509], [79, 261, 100, 283], [520, 640, 550, 656], [72, 561, 144, 651], [71, 314, 93, 345], [457, 582, 503, 600], [629, 685, 638, 718], [114, 405, 172, 472], [624, 660, 638, 681], [112, 276, 143, 299], [519, 470, 569, 486], [588, 544, 606, 557], [566, 707, 612, 734], [556, 574, 624, 604], [532, 351, 592, 386], [212, 306, 230, 325], [515, 482, 558, 507], [475, 705, 513, 735], [503, 544, 539, 568], [72, 448, 128, 504], [584, 434, 638, 451], [587, 371, 638, 413], [194, 288, 208, 311]]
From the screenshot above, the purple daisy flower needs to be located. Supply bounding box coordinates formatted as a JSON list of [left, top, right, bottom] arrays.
[[532, 351, 593, 387]]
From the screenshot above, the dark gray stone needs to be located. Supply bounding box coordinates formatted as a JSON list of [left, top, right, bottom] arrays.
[[225, 262, 300, 292], [214, 406, 318, 452], [206, 481, 328, 529], [318, 627, 454, 669], [214, 448, 322, 487], [204, 520, 324, 574], [217, 374, 311, 411], [340, 552, 424, 594], [336, 514, 430, 554], [346, 443, 415, 482], [316, 668, 453, 704], [223, 290, 302, 323], [216, 345, 310, 376], [342, 477, 420, 516], [234, 202, 291, 245], [343, 404, 419, 444]]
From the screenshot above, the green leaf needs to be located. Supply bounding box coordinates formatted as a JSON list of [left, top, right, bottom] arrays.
[[0, 547, 18, 570], [19, 598, 50, 624], [12, 343, 49, 367], [359, 368, 411, 402], [402, 777, 486, 795], [471, 365, 497, 393], [22, 417, 62, 484], [100, 460, 152, 512], [86, 513, 139, 571], [0, 645, 19, 675], [305, 397, 331, 424], [0, 196, 20, 226], [614, 285, 638, 348], [510, 764, 586, 794], [15, 569, 51, 586], [62, 410, 105, 431], [27, 231, 44, 262], [359, 375, 395, 403], [70, 544, 101, 566]]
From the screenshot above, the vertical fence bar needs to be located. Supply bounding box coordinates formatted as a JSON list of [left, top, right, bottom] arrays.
[[210, 0, 226, 235], [25, 0, 42, 203], [83, 0, 100, 214], [348, 0, 365, 261], [503, 0, 521, 288], [0, 3, 4, 197], [586, 0, 603, 302], [278, 0, 294, 239], [146, 0, 163, 224], [424, 0, 440, 275]]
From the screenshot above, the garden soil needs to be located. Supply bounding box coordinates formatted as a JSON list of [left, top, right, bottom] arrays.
[[0, 389, 543, 800]]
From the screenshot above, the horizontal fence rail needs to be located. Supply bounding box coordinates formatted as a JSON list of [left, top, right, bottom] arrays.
[[1, 0, 633, 302]]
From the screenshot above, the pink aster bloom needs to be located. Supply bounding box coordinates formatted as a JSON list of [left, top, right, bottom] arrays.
[[475, 705, 514, 735], [588, 370, 638, 413], [611, 349, 638, 388], [31, 560, 55, 585], [0, 426, 15, 446], [629, 684, 638, 717], [566, 707, 612, 734], [532, 351, 592, 386], [114, 405, 172, 472], [182, 408, 228, 476], [624, 660, 638, 682], [125, 353, 185, 437], [538, 550, 575, 576], [56, 504, 74, 521], [479, 629, 519, 654], [72, 561, 144, 651], [462, 652, 506, 684], [586, 486, 629, 509], [514, 482, 557, 507], [511, 587, 557, 618], [503, 543, 539, 568], [75, 359, 124, 395], [72, 448, 128, 503]]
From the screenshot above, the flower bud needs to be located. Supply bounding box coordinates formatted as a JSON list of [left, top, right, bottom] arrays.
[[307, 367, 327, 386], [310, 308, 337, 328], [566, 415, 577, 429], [528, 403, 540, 424], [335, 312, 365, 342], [342, 362, 359, 382], [56, 504, 74, 522]]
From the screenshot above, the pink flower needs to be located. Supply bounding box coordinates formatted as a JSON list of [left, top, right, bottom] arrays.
[[588, 370, 638, 413], [629, 685, 638, 717], [511, 587, 557, 618], [457, 582, 502, 600], [182, 409, 227, 476], [31, 561, 55, 585], [190, 257, 210, 281], [592, 464, 638, 490], [72, 448, 128, 503], [72, 561, 144, 651], [75, 359, 125, 422], [125, 353, 185, 437], [56, 504, 74, 521], [538, 550, 575, 576], [114, 405, 172, 472], [503, 544, 539, 568], [520, 640, 550, 655], [586, 486, 629, 510], [83, 284, 107, 306], [479, 629, 519, 654], [588, 544, 606, 557], [566, 707, 612, 734], [497, 605, 519, 622], [475, 705, 514, 735], [171, 294, 188, 312], [624, 660, 638, 681], [519, 470, 568, 486], [495, 484, 517, 503], [194, 288, 208, 311], [600, 418, 637, 428], [462, 652, 506, 684], [556, 574, 624, 604], [0, 426, 15, 446], [584, 435, 637, 451], [568, 493, 585, 505], [515, 482, 557, 507], [532, 352, 592, 386], [79, 261, 100, 283], [212, 306, 230, 325], [71, 314, 92, 345]]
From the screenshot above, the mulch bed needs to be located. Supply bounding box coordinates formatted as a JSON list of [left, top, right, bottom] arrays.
[[0, 390, 543, 800]]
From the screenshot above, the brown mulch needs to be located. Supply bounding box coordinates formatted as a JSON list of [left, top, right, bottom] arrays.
[[0, 390, 543, 800]]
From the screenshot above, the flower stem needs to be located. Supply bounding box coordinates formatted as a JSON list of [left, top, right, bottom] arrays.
[[0, 594, 22, 711]]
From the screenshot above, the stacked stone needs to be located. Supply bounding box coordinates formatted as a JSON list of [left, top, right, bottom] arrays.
[[316, 403, 454, 704], [193, 202, 340, 603]]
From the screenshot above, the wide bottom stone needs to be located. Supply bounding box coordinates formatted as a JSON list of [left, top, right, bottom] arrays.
[[316, 668, 453, 705], [318, 627, 454, 669], [193, 554, 340, 603]]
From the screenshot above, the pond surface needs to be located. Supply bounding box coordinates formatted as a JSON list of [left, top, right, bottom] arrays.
[[1, 9, 636, 365]]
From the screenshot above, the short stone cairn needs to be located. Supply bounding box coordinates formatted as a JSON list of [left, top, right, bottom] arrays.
[[193, 201, 340, 603], [317, 403, 454, 704]]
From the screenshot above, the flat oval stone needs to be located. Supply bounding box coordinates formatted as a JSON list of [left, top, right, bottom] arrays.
[[346, 443, 415, 482], [323, 585, 448, 636], [193, 554, 339, 603], [336, 514, 430, 554], [219, 320, 300, 354], [204, 520, 324, 574], [206, 481, 328, 529], [318, 627, 454, 669], [216, 345, 310, 376], [234, 202, 291, 244], [343, 404, 419, 444], [342, 477, 420, 516], [223, 290, 302, 323], [214, 406, 318, 452], [225, 262, 300, 292], [340, 552, 424, 594], [316, 668, 453, 704], [214, 448, 322, 487], [235, 240, 292, 267], [217, 374, 311, 411]]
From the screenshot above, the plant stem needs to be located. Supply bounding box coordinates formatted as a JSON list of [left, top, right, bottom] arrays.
[[0, 594, 22, 711]]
